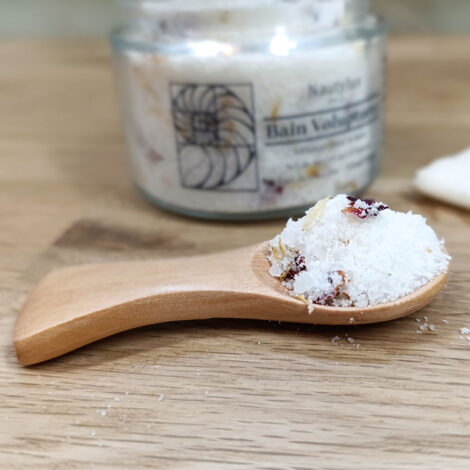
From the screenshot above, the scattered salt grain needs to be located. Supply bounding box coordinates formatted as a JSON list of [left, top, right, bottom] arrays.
[[91, 430, 96, 437], [417, 322, 436, 333], [158, 394, 164, 402], [114, 397, 120, 402], [268, 195, 449, 308], [331, 336, 341, 344], [423, 316, 429, 322], [347, 337, 355, 344], [99, 410, 107, 417], [257, 341, 262, 345], [441, 319, 448, 324], [460, 327, 470, 335]]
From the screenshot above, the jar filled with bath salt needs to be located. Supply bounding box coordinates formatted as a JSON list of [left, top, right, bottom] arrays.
[[111, 0, 386, 219]]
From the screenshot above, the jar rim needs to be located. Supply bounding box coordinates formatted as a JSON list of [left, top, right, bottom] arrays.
[[117, 0, 371, 15], [110, 17, 386, 54]]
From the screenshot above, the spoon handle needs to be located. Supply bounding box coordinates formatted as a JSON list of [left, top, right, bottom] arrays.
[[14, 244, 295, 365]]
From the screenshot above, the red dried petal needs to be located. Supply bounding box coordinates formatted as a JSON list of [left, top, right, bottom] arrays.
[[343, 196, 388, 219]]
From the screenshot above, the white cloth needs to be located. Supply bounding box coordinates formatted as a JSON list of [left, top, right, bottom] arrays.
[[415, 147, 470, 210]]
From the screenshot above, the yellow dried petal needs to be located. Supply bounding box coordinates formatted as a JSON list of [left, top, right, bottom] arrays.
[[271, 246, 280, 260], [271, 100, 281, 120], [278, 237, 286, 256], [280, 262, 293, 280], [302, 196, 330, 231], [295, 295, 310, 306]]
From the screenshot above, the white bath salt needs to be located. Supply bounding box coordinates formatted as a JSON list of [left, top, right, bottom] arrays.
[[347, 337, 355, 344], [460, 328, 470, 335], [429, 324, 436, 332], [415, 147, 470, 210], [331, 335, 341, 344], [268, 194, 450, 308], [99, 410, 107, 417], [91, 430, 96, 437], [158, 394, 164, 402], [441, 319, 448, 324]]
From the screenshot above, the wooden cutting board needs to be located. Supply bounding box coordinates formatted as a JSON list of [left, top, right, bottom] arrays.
[[1, 38, 470, 469]]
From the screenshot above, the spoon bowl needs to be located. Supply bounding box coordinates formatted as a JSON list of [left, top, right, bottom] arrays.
[[14, 241, 448, 365]]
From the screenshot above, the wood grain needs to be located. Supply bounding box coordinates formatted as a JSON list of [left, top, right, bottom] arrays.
[[1, 38, 470, 469]]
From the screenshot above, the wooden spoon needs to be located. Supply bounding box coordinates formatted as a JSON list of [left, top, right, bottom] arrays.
[[14, 241, 448, 365]]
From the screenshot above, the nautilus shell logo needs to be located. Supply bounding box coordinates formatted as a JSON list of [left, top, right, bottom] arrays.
[[170, 83, 259, 191]]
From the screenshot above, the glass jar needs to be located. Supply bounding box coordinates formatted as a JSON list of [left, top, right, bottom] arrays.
[[111, 0, 386, 220]]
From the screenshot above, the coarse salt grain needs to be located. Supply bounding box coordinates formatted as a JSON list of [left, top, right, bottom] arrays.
[[268, 194, 450, 308], [460, 327, 470, 335]]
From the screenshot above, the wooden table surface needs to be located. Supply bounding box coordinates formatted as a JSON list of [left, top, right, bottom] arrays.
[[1, 37, 469, 469]]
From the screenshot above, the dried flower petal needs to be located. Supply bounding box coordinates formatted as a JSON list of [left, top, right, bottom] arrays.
[[284, 255, 306, 281], [303, 197, 330, 231], [271, 246, 280, 260], [295, 294, 310, 306], [342, 196, 388, 219], [278, 237, 286, 256]]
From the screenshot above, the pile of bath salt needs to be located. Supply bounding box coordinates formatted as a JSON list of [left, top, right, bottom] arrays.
[[268, 194, 450, 309]]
